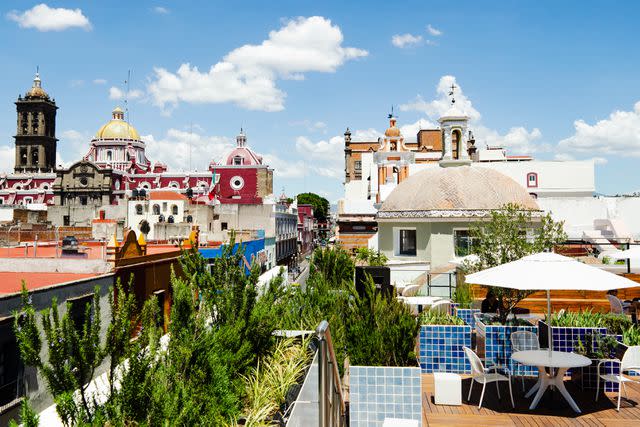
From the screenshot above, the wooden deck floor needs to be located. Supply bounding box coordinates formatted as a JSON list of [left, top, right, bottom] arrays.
[[422, 374, 640, 426]]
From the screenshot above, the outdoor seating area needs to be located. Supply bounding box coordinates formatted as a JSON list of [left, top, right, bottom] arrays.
[[421, 373, 640, 426], [411, 251, 640, 426]]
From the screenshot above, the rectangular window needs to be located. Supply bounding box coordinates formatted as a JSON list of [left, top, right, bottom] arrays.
[[80, 196, 88, 206], [67, 293, 94, 332], [399, 229, 417, 256], [63, 215, 70, 226], [454, 229, 475, 257], [221, 222, 228, 231], [162, 202, 168, 212], [354, 160, 362, 170]]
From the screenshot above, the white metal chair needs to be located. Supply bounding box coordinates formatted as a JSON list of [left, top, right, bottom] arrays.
[[402, 284, 420, 297], [596, 345, 640, 411], [510, 331, 540, 392], [606, 294, 625, 314], [463, 346, 515, 409], [429, 299, 452, 315]]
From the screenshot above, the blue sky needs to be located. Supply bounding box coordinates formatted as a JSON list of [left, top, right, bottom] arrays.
[[1, 1, 640, 201]]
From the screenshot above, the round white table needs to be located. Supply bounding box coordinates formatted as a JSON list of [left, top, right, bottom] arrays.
[[511, 350, 591, 413]]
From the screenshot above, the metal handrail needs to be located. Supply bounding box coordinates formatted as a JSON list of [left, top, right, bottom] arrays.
[[316, 320, 346, 427]]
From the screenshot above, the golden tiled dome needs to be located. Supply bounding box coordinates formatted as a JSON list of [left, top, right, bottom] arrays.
[[95, 107, 141, 140], [26, 73, 49, 99]]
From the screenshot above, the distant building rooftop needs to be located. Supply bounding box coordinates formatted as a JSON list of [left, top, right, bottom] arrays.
[[0, 272, 103, 295]]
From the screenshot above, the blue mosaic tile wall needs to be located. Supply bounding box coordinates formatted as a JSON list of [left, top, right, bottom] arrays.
[[540, 321, 619, 391], [454, 308, 481, 329], [571, 360, 620, 392], [349, 366, 422, 427], [419, 325, 471, 374], [481, 322, 538, 377]]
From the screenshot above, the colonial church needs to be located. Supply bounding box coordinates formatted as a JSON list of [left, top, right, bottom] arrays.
[[0, 74, 273, 226]]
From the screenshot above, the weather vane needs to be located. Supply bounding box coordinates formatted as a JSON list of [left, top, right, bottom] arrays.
[[388, 105, 397, 119], [449, 83, 457, 105]]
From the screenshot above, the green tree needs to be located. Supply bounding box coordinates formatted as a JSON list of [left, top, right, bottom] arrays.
[[296, 192, 330, 221], [466, 203, 567, 324], [355, 247, 388, 267]]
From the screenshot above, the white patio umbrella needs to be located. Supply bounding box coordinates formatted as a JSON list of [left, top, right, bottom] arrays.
[[465, 252, 639, 355]]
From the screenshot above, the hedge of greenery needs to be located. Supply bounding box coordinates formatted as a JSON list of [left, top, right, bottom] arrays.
[[548, 309, 633, 335], [419, 311, 465, 326], [12, 244, 419, 426]]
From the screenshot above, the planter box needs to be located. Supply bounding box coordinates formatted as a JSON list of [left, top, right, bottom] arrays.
[[454, 307, 481, 329], [537, 320, 608, 354], [349, 366, 422, 427], [419, 324, 472, 374], [571, 359, 620, 392], [476, 318, 538, 377]]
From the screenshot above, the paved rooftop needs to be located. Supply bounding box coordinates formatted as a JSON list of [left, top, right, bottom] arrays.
[[0, 272, 102, 294]]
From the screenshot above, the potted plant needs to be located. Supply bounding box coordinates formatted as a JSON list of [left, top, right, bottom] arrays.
[[571, 332, 621, 392], [451, 278, 480, 328], [419, 311, 472, 373]]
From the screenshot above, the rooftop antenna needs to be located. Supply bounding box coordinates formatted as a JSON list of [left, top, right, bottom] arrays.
[[448, 83, 457, 105]]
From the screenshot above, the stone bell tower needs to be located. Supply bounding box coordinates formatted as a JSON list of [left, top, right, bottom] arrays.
[[14, 72, 58, 173]]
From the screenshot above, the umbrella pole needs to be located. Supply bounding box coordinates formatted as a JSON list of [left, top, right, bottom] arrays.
[[547, 289, 552, 357]]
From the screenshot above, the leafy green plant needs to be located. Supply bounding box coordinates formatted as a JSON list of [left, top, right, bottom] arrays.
[[8, 399, 39, 427], [549, 309, 631, 334], [465, 203, 567, 325], [419, 311, 465, 326], [344, 275, 419, 367], [355, 247, 388, 267], [602, 256, 611, 265], [622, 325, 640, 346], [240, 337, 312, 425], [574, 332, 619, 359], [452, 279, 473, 309]]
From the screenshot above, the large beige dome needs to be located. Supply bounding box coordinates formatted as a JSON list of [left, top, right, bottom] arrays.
[[379, 166, 539, 216]]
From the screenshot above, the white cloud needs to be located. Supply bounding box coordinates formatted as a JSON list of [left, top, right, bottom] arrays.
[[391, 33, 423, 48], [70, 79, 84, 88], [400, 75, 544, 154], [427, 24, 442, 36], [153, 6, 169, 14], [558, 102, 640, 156], [147, 16, 367, 112], [0, 145, 14, 173], [93, 78, 107, 85], [261, 153, 306, 179], [294, 135, 347, 179], [109, 87, 144, 100], [289, 119, 327, 133], [143, 129, 233, 171], [352, 128, 382, 141], [7, 4, 91, 32]]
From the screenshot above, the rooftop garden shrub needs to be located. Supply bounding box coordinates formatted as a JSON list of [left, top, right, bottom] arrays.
[[452, 279, 473, 309], [622, 325, 640, 346], [345, 275, 419, 367], [475, 312, 532, 327], [240, 337, 312, 425], [574, 332, 619, 359], [355, 247, 388, 267], [419, 311, 465, 326], [548, 309, 632, 334], [464, 203, 567, 325]]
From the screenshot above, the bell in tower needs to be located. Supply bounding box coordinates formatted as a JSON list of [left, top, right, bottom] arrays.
[[14, 71, 58, 173]]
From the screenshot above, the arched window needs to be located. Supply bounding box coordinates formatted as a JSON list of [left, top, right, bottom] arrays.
[[32, 150, 39, 165], [186, 215, 193, 223], [527, 172, 538, 188], [167, 215, 174, 224], [171, 205, 178, 215], [234, 156, 243, 165], [452, 129, 462, 160], [135, 204, 143, 215], [152, 204, 161, 215], [158, 214, 165, 223]]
